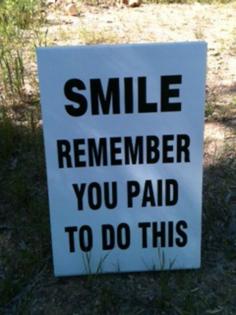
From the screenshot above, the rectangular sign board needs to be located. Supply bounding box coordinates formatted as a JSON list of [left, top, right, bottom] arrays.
[[37, 42, 206, 276]]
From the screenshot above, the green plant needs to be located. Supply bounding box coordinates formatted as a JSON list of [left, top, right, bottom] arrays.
[[205, 101, 217, 118], [0, 0, 45, 30], [0, 0, 46, 104], [0, 48, 25, 100]]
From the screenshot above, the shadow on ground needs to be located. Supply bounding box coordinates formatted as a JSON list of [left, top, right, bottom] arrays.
[[0, 112, 235, 314]]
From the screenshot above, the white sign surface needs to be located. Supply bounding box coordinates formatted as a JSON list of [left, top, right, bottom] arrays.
[[37, 42, 206, 276]]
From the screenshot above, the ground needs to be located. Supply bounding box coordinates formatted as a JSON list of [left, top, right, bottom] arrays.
[[0, 1, 236, 314]]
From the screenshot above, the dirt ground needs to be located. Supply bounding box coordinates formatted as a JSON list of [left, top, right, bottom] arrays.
[[1, 2, 236, 314], [45, 1, 236, 123], [48, 2, 236, 91]]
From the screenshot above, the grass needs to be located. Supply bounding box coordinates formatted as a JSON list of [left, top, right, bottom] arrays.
[[0, 1, 49, 308], [0, 105, 50, 307], [0, 0, 236, 314], [0, 0, 46, 105], [79, 27, 118, 44], [205, 96, 236, 122]]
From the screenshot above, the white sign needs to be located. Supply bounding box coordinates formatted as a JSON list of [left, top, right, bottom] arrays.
[[37, 42, 206, 276]]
